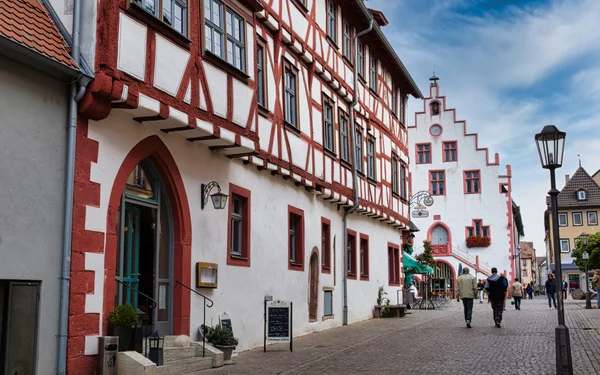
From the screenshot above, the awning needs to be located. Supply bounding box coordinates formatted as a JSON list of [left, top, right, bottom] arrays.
[[403, 252, 434, 274], [409, 221, 420, 232]]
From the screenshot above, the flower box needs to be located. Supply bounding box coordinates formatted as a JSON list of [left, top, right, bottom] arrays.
[[466, 235, 491, 248]]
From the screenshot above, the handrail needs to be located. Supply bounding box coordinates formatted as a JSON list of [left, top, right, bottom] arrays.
[[115, 278, 158, 309], [176, 280, 213, 358], [176, 280, 214, 308]]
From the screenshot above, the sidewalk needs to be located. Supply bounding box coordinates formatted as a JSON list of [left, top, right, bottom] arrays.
[[205, 297, 600, 375]]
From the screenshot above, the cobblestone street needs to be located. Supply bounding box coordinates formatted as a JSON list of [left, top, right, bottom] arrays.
[[206, 297, 600, 375]]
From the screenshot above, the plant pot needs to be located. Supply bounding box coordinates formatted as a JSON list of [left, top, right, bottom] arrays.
[[215, 345, 236, 365], [108, 325, 133, 352]]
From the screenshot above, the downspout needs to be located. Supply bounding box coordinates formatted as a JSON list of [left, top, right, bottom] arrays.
[[342, 19, 373, 326], [58, 0, 83, 373]]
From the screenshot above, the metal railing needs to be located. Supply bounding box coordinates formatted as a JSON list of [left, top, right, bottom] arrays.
[[176, 280, 213, 357]]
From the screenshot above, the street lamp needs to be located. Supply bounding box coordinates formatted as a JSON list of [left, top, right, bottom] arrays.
[[581, 232, 591, 309], [535, 125, 572, 375]]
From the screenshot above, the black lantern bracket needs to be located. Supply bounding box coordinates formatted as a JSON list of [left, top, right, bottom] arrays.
[[201, 181, 228, 210]]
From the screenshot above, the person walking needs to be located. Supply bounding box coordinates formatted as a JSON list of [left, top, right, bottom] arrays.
[[562, 278, 568, 300], [477, 279, 485, 304], [485, 268, 508, 328], [511, 278, 524, 310], [592, 270, 600, 309], [457, 267, 477, 328], [545, 274, 557, 309], [525, 283, 533, 300]]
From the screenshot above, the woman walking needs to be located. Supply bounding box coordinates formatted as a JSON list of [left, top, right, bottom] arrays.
[[512, 278, 524, 310], [526, 283, 533, 299]]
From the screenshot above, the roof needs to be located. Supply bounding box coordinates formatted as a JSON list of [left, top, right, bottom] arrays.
[[536, 256, 546, 267], [0, 0, 78, 74], [368, 8, 389, 27], [512, 200, 525, 236], [556, 167, 600, 208], [520, 241, 535, 258]]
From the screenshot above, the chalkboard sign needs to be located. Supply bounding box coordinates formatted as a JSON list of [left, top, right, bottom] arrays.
[[265, 300, 292, 349]]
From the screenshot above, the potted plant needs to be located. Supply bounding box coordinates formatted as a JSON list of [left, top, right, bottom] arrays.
[[206, 324, 239, 364], [373, 286, 389, 318], [108, 304, 138, 351]]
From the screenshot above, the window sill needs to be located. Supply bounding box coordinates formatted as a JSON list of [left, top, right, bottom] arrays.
[[369, 87, 379, 97], [284, 121, 301, 135], [258, 104, 270, 118], [127, 2, 191, 49], [289, 262, 304, 270], [342, 55, 354, 68], [358, 75, 367, 86], [340, 159, 353, 170], [326, 36, 339, 50], [290, 0, 309, 15], [465, 192, 481, 195], [360, 274, 369, 281], [392, 191, 400, 199], [322, 266, 331, 274], [323, 148, 337, 159], [357, 170, 365, 178], [322, 314, 335, 321], [203, 51, 249, 84], [347, 272, 357, 280], [367, 176, 377, 185], [230, 254, 248, 261], [389, 281, 401, 286]]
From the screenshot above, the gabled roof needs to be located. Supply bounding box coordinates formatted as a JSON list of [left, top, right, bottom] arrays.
[[520, 241, 535, 259], [557, 167, 600, 208], [0, 0, 79, 77]]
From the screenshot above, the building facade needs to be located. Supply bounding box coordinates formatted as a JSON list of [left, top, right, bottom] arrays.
[[408, 78, 520, 297], [519, 241, 536, 287], [54, 0, 423, 373], [545, 166, 600, 290]]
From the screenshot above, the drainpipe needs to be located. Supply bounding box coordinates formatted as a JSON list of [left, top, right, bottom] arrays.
[[342, 19, 373, 326], [58, 0, 83, 373]]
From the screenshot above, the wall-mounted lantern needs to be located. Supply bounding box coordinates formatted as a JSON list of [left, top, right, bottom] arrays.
[[201, 181, 228, 210]]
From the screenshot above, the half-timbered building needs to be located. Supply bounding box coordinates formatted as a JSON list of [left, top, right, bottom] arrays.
[[54, 0, 422, 372]]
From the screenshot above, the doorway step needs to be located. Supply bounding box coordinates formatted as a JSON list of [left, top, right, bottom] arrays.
[[118, 335, 224, 374]]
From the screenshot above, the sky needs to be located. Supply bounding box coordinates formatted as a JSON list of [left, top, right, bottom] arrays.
[[368, 0, 600, 254]]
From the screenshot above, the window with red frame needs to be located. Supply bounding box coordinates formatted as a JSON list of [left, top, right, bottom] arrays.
[[430, 171, 445, 195], [360, 235, 369, 279], [347, 231, 357, 278], [321, 219, 331, 272], [443, 141, 457, 162], [465, 170, 480, 194], [227, 185, 250, 267], [388, 244, 400, 285], [416, 144, 431, 164], [467, 220, 489, 237], [289, 207, 304, 268]]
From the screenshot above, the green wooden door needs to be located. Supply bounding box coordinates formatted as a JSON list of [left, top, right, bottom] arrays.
[[122, 204, 141, 306]]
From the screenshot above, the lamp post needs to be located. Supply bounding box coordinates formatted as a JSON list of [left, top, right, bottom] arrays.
[[535, 125, 572, 375], [580, 232, 590, 309]]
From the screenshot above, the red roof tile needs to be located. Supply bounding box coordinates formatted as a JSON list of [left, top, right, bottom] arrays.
[[0, 0, 78, 69]]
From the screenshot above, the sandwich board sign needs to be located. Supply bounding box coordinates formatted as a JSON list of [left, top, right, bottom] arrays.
[[264, 299, 292, 352]]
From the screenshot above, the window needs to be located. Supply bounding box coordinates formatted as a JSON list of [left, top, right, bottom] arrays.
[[399, 93, 405, 124], [321, 218, 331, 272], [204, 0, 246, 71], [360, 234, 369, 280], [588, 211, 598, 226], [323, 96, 334, 152], [523, 269, 528, 277], [400, 162, 408, 200], [392, 86, 398, 116], [323, 289, 333, 317], [355, 128, 363, 173], [343, 19, 352, 61], [357, 39, 365, 77], [227, 185, 250, 267], [443, 141, 457, 162], [388, 244, 400, 285], [464, 170, 480, 194], [369, 56, 377, 91], [283, 61, 298, 128], [391, 155, 399, 195], [522, 260, 527, 267], [340, 112, 350, 162], [572, 212, 583, 226], [558, 213, 568, 226], [430, 171, 445, 195], [577, 190, 587, 200], [327, 0, 336, 42], [367, 137, 376, 180], [288, 206, 304, 270], [347, 230, 357, 279], [560, 239, 570, 253], [135, 0, 187, 35], [416, 143, 431, 164], [467, 219, 490, 238], [256, 43, 266, 108]]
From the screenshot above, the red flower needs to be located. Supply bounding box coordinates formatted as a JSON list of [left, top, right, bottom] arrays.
[[466, 235, 491, 248]]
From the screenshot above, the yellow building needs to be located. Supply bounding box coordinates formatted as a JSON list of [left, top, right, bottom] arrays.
[[519, 241, 536, 287], [545, 167, 600, 290]]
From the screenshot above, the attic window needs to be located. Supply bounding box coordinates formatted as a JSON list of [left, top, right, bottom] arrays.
[[577, 190, 587, 200]]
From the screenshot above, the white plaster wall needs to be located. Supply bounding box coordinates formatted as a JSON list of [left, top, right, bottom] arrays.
[[87, 112, 405, 352], [408, 95, 512, 278]]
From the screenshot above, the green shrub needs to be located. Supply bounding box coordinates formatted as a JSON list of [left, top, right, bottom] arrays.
[[206, 325, 239, 346], [108, 304, 138, 327]]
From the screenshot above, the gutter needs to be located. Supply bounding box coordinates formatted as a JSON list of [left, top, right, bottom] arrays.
[[342, 19, 374, 326], [57, 0, 84, 373]]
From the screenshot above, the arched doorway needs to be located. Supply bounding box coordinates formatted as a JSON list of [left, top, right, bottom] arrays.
[[429, 223, 451, 255], [115, 160, 173, 335], [308, 250, 319, 322], [431, 261, 455, 298]]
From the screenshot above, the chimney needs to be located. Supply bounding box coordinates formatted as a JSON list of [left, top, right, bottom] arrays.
[[565, 175, 570, 185]]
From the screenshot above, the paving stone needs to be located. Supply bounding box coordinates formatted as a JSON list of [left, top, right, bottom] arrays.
[[204, 298, 600, 374]]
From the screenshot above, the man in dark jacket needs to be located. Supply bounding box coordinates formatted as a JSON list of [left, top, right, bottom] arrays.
[[545, 274, 557, 309], [485, 268, 508, 327], [477, 280, 485, 304]]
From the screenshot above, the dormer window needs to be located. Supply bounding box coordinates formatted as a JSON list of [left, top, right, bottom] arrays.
[[577, 190, 587, 201]]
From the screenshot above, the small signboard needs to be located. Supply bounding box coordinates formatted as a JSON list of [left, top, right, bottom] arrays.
[[264, 300, 293, 352], [412, 209, 429, 218]]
